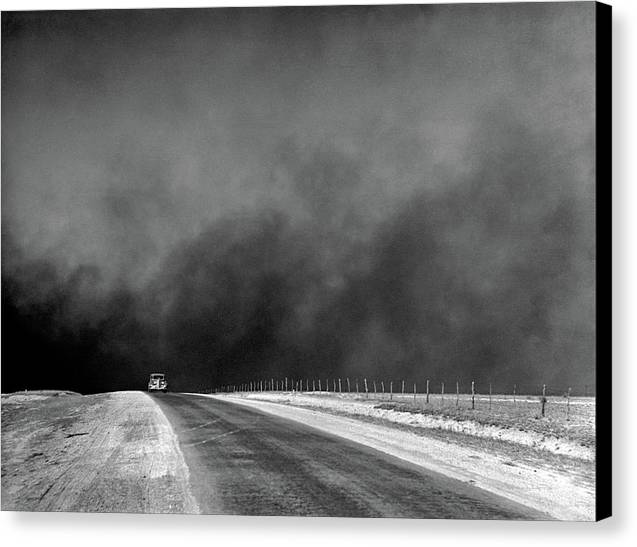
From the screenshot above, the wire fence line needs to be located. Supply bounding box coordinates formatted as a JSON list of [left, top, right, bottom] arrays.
[[205, 378, 594, 397], [195, 377, 595, 421]]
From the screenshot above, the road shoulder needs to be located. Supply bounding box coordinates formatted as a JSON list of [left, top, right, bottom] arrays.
[[1, 391, 199, 513]]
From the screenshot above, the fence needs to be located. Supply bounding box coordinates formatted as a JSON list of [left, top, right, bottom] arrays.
[[199, 377, 594, 421]]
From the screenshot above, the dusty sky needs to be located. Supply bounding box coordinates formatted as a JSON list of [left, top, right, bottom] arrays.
[[2, 4, 596, 393]]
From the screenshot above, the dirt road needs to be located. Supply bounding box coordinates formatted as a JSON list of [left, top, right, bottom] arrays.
[[208, 392, 595, 520], [152, 393, 547, 518], [2, 390, 549, 518]]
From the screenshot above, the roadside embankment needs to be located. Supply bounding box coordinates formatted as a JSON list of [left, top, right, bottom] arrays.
[[222, 391, 595, 460]]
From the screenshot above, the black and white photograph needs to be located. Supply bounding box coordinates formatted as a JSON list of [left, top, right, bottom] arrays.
[[1, 1, 610, 524]]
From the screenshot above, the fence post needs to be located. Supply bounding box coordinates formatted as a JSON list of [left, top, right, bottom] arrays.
[[489, 383, 492, 411], [566, 387, 571, 421], [347, 378, 351, 392], [333, 379, 336, 392], [364, 378, 369, 398], [456, 381, 459, 408], [541, 384, 547, 417], [312, 379, 315, 392], [356, 379, 359, 393], [373, 381, 377, 394], [426, 379, 430, 404], [471, 380, 475, 410], [338, 378, 342, 393], [441, 382, 445, 404], [381, 381, 385, 398], [414, 382, 417, 403], [390, 381, 393, 400], [513, 383, 517, 405], [402, 380, 405, 396]]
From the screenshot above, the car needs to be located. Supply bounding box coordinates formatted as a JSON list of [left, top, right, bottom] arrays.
[[148, 373, 168, 393]]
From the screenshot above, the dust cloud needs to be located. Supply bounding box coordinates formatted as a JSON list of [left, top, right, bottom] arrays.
[[2, 4, 595, 393]]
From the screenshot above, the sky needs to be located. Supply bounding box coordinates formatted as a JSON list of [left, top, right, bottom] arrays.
[[1, 3, 596, 394]]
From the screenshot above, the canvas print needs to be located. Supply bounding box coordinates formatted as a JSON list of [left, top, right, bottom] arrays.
[[1, 3, 610, 520]]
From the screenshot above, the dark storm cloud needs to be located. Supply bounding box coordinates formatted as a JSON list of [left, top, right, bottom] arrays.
[[2, 4, 596, 393]]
